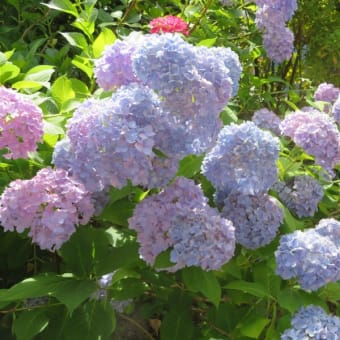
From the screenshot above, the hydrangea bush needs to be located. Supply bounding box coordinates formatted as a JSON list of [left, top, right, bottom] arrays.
[[0, 0, 339, 339]]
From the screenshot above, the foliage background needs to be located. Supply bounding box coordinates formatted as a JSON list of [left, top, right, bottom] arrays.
[[0, 0, 339, 339]]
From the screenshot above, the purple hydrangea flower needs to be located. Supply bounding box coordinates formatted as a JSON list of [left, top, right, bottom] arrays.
[[255, 1, 297, 62], [332, 94, 340, 124], [282, 305, 340, 339], [280, 110, 340, 176], [273, 175, 323, 218], [275, 218, 340, 291], [129, 177, 235, 271], [0, 87, 43, 159], [53, 84, 179, 192], [0, 168, 94, 251], [94, 32, 144, 90], [202, 121, 280, 196], [252, 108, 281, 135], [314, 82, 340, 103], [221, 192, 283, 249]]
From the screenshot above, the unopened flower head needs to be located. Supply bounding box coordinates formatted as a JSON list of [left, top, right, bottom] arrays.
[[221, 192, 283, 249], [281, 305, 340, 339], [0, 168, 94, 251], [149, 16, 189, 35], [273, 175, 323, 218], [202, 121, 280, 195], [0, 87, 43, 159], [280, 110, 340, 176], [275, 219, 340, 291], [129, 177, 235, 271], [252, 108, 281, 135]]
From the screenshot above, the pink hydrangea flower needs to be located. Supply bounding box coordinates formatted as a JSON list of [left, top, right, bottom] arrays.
[[149, 15, 189, 35], [0, 168, 95, 251], [0, 87, 43, 159]]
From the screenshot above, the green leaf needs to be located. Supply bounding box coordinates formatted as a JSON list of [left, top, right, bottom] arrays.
[[160, 309, 194, 340], [43, 0, 78, 17], [50, 76, 75, 107], [197, 38, 217, 47], [62, 300, 116, 340], [182, 267, 221, 307], [177, 154, 204, 178], [59, 32, 88, 51], [25, 65, 55, 83], [101, 198, 135, 227], [239, 316, 270, 339], [0, 274, 96, 313], [224, 280, 272, 299], [0, 63, 20, 83], [13, 310, 49, 340], [92, 28, 116, 58], [43, 120, 65, 135], [12, 80, 46, 90], [154, 249, 175, 269], [59, 227, 115, 277], [71, 55, 93, 79]]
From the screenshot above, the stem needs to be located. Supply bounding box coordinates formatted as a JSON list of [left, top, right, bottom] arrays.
[[121, 0, 137, 23], [0, 302, 62, 315]]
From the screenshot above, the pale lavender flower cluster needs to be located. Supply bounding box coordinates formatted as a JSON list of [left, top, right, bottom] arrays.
[[202, 121, 280, 197], [0, 87, 43, 159], [0, 168, 94, 251], [273, 175, 323, 218], [252, 108, 281, 135], [313, 82, 340, 103], [129, 177, 235, 271], [53, 84, 177, 192], [280, 110, 340, 176], [275, 218, 340, 291], [221, 193, 283, 249], [332, 94, 340, 124], [255, 0, 297, 62], [281, 305, 340, 339], [94, 33, 144, 90]]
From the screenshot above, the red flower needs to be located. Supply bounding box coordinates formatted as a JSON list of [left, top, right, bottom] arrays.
[[149, 15, 189, 35]]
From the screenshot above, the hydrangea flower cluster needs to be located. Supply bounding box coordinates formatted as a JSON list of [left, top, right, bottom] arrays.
[[273, 175, 323, 218], [149, 16, 189, 35], [255, 0, 297, 62], [251, 108, 281, 135], [132, 33, 239, 155], [221, 193, 283, 249], [129, 177, 235, 271], [0, 168, 94, 251], [313, 82, 340, 103], [332, 94, 340, 124], [94, 32, 144, 90], [281, 305, 340, 339], [275, 218, 340, 291], [0, 87, 43, 159], [202, 121, 280, 198], [280, 110, 340, 176], [53, 84, 177, 192]]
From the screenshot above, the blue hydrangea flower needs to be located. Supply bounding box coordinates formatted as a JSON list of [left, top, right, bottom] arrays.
[[129, 177, 235, 271], [282, 305, 340, 339], [275, 219, 340, 291], [314, 82, 340, 103], [332, 94, 340, 124], [273, 175, 323, 218], [53, 84, 178, 192], [221, 192, 283, 249], [202, 121, 280, 196], [94, 32, 144, 90], [252, 108, 281, 135]]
